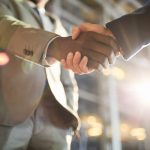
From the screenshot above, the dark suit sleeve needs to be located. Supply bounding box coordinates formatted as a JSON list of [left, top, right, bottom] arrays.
[[106, 3, 150, 60]]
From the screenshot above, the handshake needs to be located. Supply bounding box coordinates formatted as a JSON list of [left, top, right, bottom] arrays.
[[48, 23, 121, 74]]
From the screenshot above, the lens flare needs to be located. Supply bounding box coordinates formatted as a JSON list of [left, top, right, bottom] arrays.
[[0, 52, 9, 66]]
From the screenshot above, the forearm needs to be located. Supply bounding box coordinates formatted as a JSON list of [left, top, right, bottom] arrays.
[[106, 4, 150, 60], [47, 36, 80, 61], [0, 15, 58, 65], [0, 1, 59, 66]]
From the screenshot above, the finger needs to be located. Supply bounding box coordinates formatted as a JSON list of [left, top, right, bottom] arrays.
[[87, 59, 101, 70], [72, 23, 113, 42], [92, 33, 119, 54], [110, 52, 116, 64], [79, 23, 115, 37], [73, 51, 81, 68], [97, 64, 104, 72], [72, 52, 83, 74], [61, 59, 69, 70], [79, 23, 106, 33], [79, 56, 89, 73], [66, 52, 74, 70], [86, 40, 116, 64], [72, 26, 81, 40], [84, 49, 109, 68]]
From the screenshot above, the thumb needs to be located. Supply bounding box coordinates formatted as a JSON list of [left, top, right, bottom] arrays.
[[79, 23, 105, 33], [72, 26, 81, 40], [79, 23, 114, 37]]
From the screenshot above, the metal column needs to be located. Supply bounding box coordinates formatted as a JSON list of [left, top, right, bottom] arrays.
[[108, 75, 122, 150]]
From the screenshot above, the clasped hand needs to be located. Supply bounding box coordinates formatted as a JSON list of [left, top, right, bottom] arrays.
[[61, 23, 120, 74], [48, 23, 120, 74]]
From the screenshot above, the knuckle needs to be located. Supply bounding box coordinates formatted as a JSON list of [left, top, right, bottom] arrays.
[[109, 38, 116, 48], [108, 48, 114, 56], [94, 63, 99, 69], [98, 64, 103, 71], [101, 59, 106, 65], [73, 60, 78, 65], [104, 57, 108, 62], [73, 63, 78, 67], [99, 56, 105, 63], [89, 61, 98, 69], [77, 70, 82, 74]]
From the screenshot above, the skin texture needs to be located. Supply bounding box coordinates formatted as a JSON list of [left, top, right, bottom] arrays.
[[48, 31, 119, 72], [28, 2, 119, 74], [61, 23, 119, 74]]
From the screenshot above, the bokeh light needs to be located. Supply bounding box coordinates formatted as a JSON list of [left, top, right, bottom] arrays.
[[103, 67, 125, 80], [127, 80, 150, 107], [0, 52, 9, 66], [130, 128, 146, 141]]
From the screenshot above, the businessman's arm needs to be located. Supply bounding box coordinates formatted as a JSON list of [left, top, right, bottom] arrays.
[[106, 3, 150, 60], [63, 3, 150, 74], [0, 15, 118, 71], [61, 24, 118, 74]]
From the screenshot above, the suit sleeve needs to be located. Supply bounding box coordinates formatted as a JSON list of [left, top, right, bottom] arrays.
[[106, 3, 150, 60], [0, 2, 59, 66]]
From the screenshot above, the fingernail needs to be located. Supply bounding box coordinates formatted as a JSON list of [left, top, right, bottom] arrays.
[[75, 51, 80, 56], [72, 27, 79, 40], [68, 52, 73, 57]]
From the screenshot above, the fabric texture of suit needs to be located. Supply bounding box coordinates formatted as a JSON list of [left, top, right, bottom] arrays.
[[0, 0, 79, 144], [106, 2, 150, 60]]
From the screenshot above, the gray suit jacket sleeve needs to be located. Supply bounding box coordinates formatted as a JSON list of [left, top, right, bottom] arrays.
[[0, 2, 59, 66], [106, 3, 150, 60]]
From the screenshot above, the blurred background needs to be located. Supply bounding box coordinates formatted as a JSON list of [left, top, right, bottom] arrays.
[[46, 0, 150, 150]]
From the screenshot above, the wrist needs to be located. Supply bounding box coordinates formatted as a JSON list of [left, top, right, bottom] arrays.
[[47, 36, 74, 61], [47, 36, 64, 60]]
